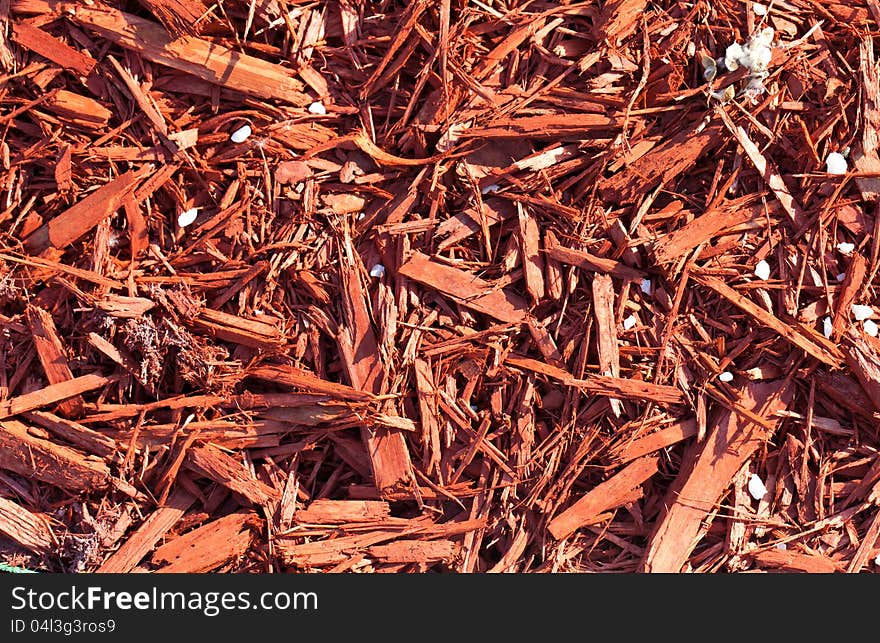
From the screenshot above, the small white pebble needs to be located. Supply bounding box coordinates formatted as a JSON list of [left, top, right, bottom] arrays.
[[865, 319, 879, 337], [640, 278, 652, 295], [826, 152, 848, 175], [748, 474, 767, 500], [822, 316, 833, 339], [852, 304, 874, 321], [230, 124, 252, 143], [177, 207, 198, 228], [308, 101, 327, 115], [481, 183, 500, 195], [754, 259, 771, 281], [622, 314, 637, 331], [775, 542, 787, 550], [718, 371, 734, 383], [875, 552, 880, 567], [753, 2, 768, 16], [369, 264, 385, 278], [836, 242, 855, 255], [836, 273, 847, 282]]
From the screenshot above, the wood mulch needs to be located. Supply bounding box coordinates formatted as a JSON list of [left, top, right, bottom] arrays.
[[1, 0, 880, 573]]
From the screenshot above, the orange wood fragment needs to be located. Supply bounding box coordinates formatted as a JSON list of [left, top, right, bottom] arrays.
[[0, 496, 56, 555], [753, 549, 839, 574], [66, 5, 311, 105], [548, 455, 659, 540], [23, 167, 150, 255], [0, 373, 112, 419], [152, 512, 261, 573], [640, 381, 792, 572], [0, 419, 111, 491], [186, 443, 279, 506], [25, 305, 83, 418], [98, 489, 196, 573], [295, 500, 391, 524], [693, 273, 844, 367], [11, 21, 96, 76], [400, 251, 528, 323]]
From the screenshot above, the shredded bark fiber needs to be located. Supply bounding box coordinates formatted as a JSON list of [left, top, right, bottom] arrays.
[[2, 0, 880, 574]]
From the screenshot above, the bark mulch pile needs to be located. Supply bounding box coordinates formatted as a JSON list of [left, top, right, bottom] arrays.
[[1, 0, 880, 573]]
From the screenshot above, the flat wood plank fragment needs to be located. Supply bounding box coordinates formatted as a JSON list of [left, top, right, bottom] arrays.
[[25, 305, 83, 418], [338, 248, 413, 494], [506, 354, 683, 404], [652, 199, 770, 265], [186, 443, 279, 506], [832, 254, 868, 340], [0, 373, 112, 419], [592, 274, 622, 415], [65, 5, 311, 105], [151, 512, 260, 573], [640, 381, 792, 572], [843, 328, 880, 412], [366, 539, 458, 563], [0, 419, 110, 491], [295, 500, 391, 524], [464, 113, 616, 139], [23, 167, 149, 254], [400, 251, 527, 323], [98, 489, 196, 573], [11, 21, 96, 75], [0, 496, 56, 555], [548, 455, 660, 540], [518, 205, 545, 304], [853, 37, 880, 200], [614, 418, 698, 464], [24, 410, 116, 458], [135, 0, 210, 36], [247, 364, 373, 401], [545, 239, 645, 281], [599, 122, 722, 205], [753, 549, 839, 573]]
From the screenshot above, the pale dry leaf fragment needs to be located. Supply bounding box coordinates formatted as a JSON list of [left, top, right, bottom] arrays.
[[748, 474, 767, 500], [177, 208, 198, 228], [754, 259, 771, 280], [826, 152, 848, 174], [823, 316, 833, 339], [852, 304, 874, 321], [230, 124, 252, 143], [622, 314, 637, 330]]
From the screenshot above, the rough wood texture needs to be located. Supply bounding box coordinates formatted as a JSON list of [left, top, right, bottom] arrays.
[[0, 496, 56, 554], [0, 419, 110, 491], [98, 490, 196, 573], [25, 305, 83, 418], [640, 382, 792, 572], [151, 511, 260, 573], [4, 0, 880, 575]]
